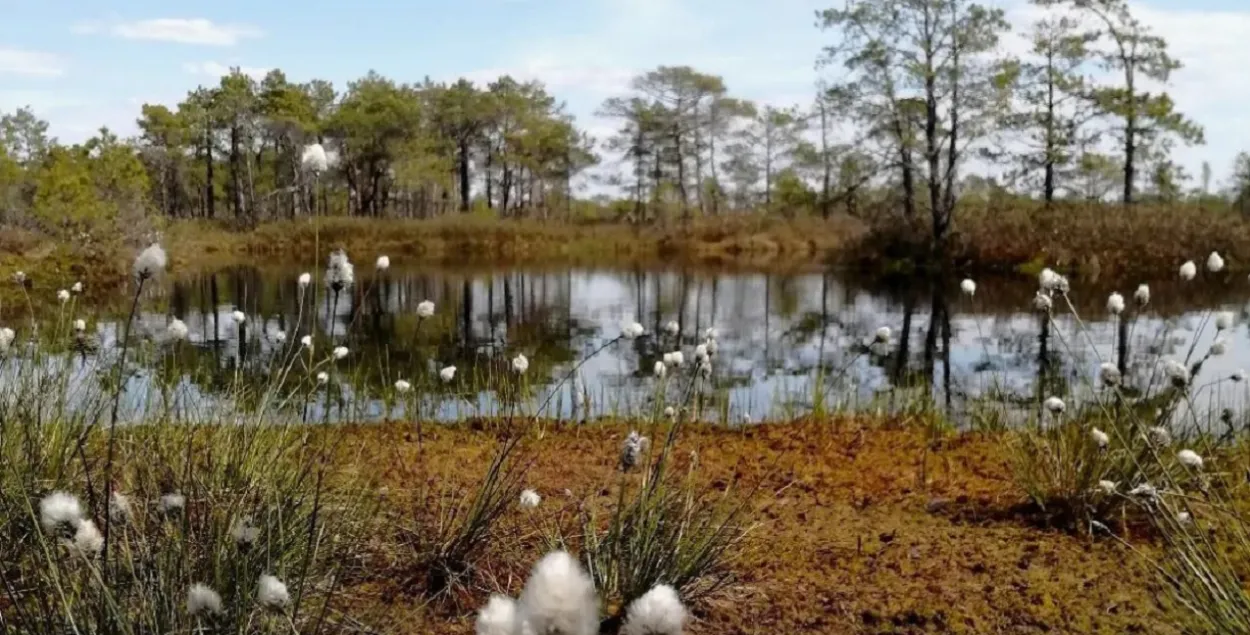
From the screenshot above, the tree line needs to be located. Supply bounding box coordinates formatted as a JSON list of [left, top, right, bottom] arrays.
[[1, 0, 1249, 245]]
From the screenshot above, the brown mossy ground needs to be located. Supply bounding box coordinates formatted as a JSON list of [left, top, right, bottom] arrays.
[[326, 418, 1180, 634]]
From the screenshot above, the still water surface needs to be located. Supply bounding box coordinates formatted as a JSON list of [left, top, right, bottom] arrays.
[[40, 263, 1250, 425]]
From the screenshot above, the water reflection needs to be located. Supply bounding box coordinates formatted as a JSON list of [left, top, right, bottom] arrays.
[[27, 264, 1250, 426]]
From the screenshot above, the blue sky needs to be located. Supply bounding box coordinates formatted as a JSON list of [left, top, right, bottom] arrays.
[[1, 0, 1247, 185]]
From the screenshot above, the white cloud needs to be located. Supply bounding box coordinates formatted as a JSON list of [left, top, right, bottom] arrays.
[[183, 61, 271, 81], [78, 18, 263, 46], [0, 48, 65, 77]]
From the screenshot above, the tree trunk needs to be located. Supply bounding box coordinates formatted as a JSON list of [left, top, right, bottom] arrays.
[[459, 139, 472, 212], [230, 123, 243, 222], [204, 124, 215, 220], [819, 103, 831, 220]]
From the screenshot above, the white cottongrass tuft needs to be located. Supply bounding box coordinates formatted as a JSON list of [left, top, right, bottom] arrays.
[[664, 406, 676, 419], [160, 493, 186, 514], [257, 574, 290, 609], [1134, 284, 1150, 306], [40, 491, 83, 532], [1043, 396, 1065, 415], [1097, 480, 1117, 495], [1177, 511, 1192, 524], [516, 551, 599, 635], [71, 520, 104, 556], [232, 310, 246, 324], [57, 289, 70, 303], [519, 489, 541, 509], [1032, 292, 1052, 312], [376, 255, 390, 271], [417, 300, 435, 318], [316, 371, 329, 385], [0, 326, 13, 352], [1208, 251, 1225, 273], [513, 353, 530, 374], [1099, 362, 1121, 387], [705, 327, 720, 340], [1177, 449, 1204, 469], [666, 351, 684, 367], [664, 321, 680, 336], [109, 492, 133, 524], [231, 516, 260, 547], [622, 321, 645, 339], [273, 330, 287, 344], [12, 271, 25, 284], [1091, 428, 1110, 449], [186, 583, 223, 617], [620, 431, 650, 472], [960, 279, 976, 296], [1148, 426, 1172, 446], [1180, 260, 1197, 281], [694, 343, 708, 361], [1106, 292, 1124, 316], [475, 595, 518, 635], [440, 366, 457, 382], [301, 335, 313, 349], [395, 379, 412, 393], [1163, 359, 1190, 387], [325, 249, 355, 291], [332, 346, 349, 360], [1039, 268, 1060, 290], [874, 326, 891, 344], [301, 143, 329, 174], [1210, 338, 1227, 356], [166, 319, 189, 342], [73, 319, 87, 333], [298, 272, 312, 288], [1216, 311, 1235, 330], [133, 243, 168, 281], [1130, 483, 1159, 499], [623, 584, 687, 635], [71, 281, 83, 294]]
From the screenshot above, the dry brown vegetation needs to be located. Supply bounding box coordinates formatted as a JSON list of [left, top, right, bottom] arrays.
[[327, 417, 1179, 634], [855, 199, 1250, 278], [158, 214, 865, 273]]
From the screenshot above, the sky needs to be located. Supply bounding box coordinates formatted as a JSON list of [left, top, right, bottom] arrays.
[[1, 0, 1248, 186]]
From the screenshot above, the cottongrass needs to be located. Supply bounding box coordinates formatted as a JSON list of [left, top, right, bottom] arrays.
[[186, 583, 223, 617], [256, 574, 291, 609], [516, 551, 599, 635], [417, 300, 435, 318], [39, 491, 83, 532], [133, 243, 167, 281], [166, 318, 189, 341], [160, 492, 186, 513], [475, 595, 518, 635], [520, 489, 542, 509], [623, 584, 688, 635]]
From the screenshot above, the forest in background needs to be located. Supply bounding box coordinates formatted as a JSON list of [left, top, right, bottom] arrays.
[[1, 0, 1248, 252]]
